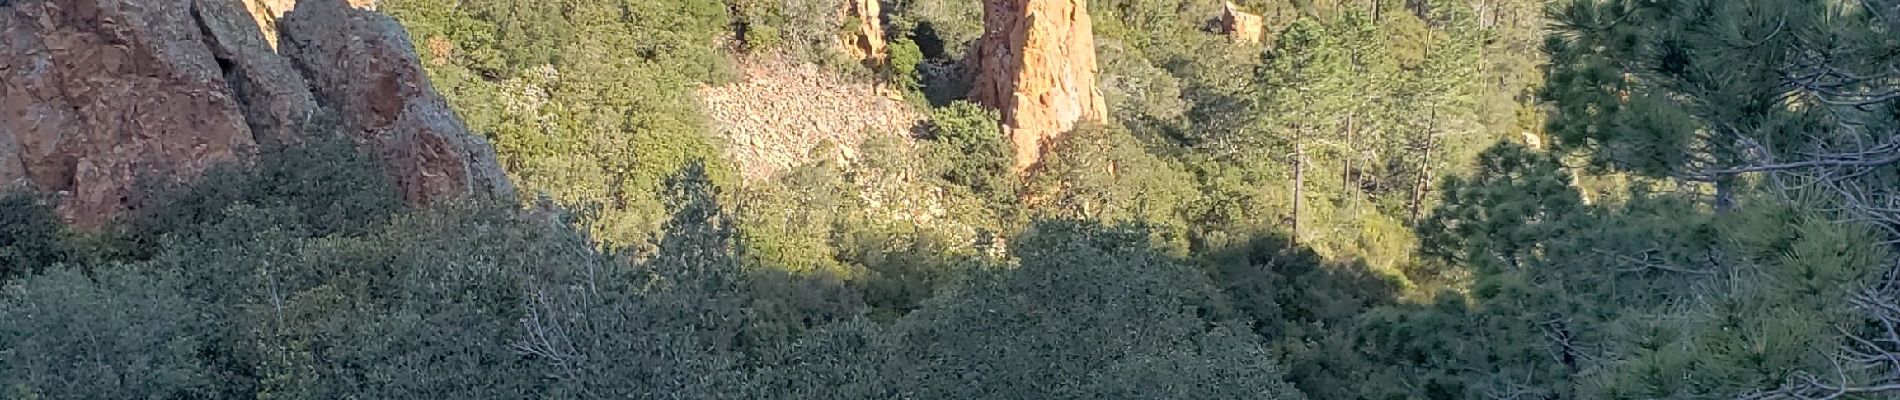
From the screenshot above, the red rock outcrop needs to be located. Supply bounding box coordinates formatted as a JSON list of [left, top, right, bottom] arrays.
[[195, 0, 319, 144], [967, 0, 1109, 174], [841, 0, 887, 67], [0, 0, 512, 229], [0, 0, 259, 229], [278, 0, 512, 204], [1221, 1, 1264, 44]]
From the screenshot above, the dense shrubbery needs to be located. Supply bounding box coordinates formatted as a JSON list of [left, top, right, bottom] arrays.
[[923, 101, 1012, 200], [0, 193, 66, 281], [4, 0, 1897, 398], [383, 0, 736, 246], [0, 144, 1300, 398]]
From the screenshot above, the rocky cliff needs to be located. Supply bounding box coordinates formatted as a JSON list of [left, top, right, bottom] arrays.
[[1221, 1, 1264, 44], [841, 0, 887, 67], [0, 0, 512, 229], [967, 0, 1109, 174], [276, 0, 513, 205]]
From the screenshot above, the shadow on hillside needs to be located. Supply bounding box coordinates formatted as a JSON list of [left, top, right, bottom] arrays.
[[1193, 230, 1403, 398], [1197, 231, 1399, 339]]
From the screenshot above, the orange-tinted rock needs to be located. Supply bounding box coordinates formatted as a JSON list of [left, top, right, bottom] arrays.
[[238, 0, 297, 49], [241, 0, 373, 49], [0, 0, 258, 229], [1222, 1, 1264, 44], [968, 0, 1109, 174], [841, 0, 887, 67], [0, 0, 513, 229], [278, 0, 513, 205]]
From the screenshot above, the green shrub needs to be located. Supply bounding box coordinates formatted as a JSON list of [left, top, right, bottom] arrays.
[[728, 0, 848, 63], [760, 220, 1307, 399], [0, 192, 67, 281], [1030, 124, 1200, 254], [886, 32, 926, 99], [125, 135, 402, 257], [923, 101, 1012, 200], [0, 267, 213, 399]]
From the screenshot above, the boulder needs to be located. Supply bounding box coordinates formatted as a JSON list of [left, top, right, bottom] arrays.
[[967, 0, 1109, 174]]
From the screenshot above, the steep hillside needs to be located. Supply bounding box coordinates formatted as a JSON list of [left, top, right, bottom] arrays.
[[6, 1, 1898, 399], [699, 57, 923, 181]]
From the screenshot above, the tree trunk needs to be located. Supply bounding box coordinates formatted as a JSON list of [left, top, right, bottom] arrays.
[[1714, 178, 1735, 213], [1344, 114, 1357, 213], [1410, 114, 1436, 225], [1292, 128, 1306, 241], [1409, 30, 1435, 225], [1344, 114, 1355, 192]]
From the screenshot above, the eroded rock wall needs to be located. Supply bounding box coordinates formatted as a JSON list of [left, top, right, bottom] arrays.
[[195, 0, 319, 145], [0, 0, 511, 229], [1222, 1, 1264, 44], [967, 0, 1108, 174], [841, 0, 887, 67], [278, 0, 513, 205], [0, 0, 259, 229]]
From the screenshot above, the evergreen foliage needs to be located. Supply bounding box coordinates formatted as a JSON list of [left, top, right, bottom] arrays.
[[924, 101, 1013, 200], [0, 267, 211, 399], [383, 0, 736, 245], [3, 0, 1896, 398], [0, 193, 66, 281]]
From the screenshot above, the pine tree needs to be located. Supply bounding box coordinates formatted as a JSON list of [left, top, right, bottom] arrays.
[[1547, 1, 1900, 395], [1248, 18, 1353, 240]]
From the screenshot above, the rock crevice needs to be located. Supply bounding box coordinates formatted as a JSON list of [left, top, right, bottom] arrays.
[[190, 0, 317, 145]]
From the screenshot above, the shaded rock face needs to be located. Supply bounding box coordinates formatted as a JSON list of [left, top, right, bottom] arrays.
[[278, 0, 512, 205], [196, 0, 319, 145], [0, 0, 260, 229], [841, 0, 886, 67], [0, 0, 511, 229], [1221, 1, 1263, 44], [967, 0, 1109, 174]]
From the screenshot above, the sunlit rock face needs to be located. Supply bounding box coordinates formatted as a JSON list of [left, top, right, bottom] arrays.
[[841, 0, 888, 67], [967, 0, 1109, 174]]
